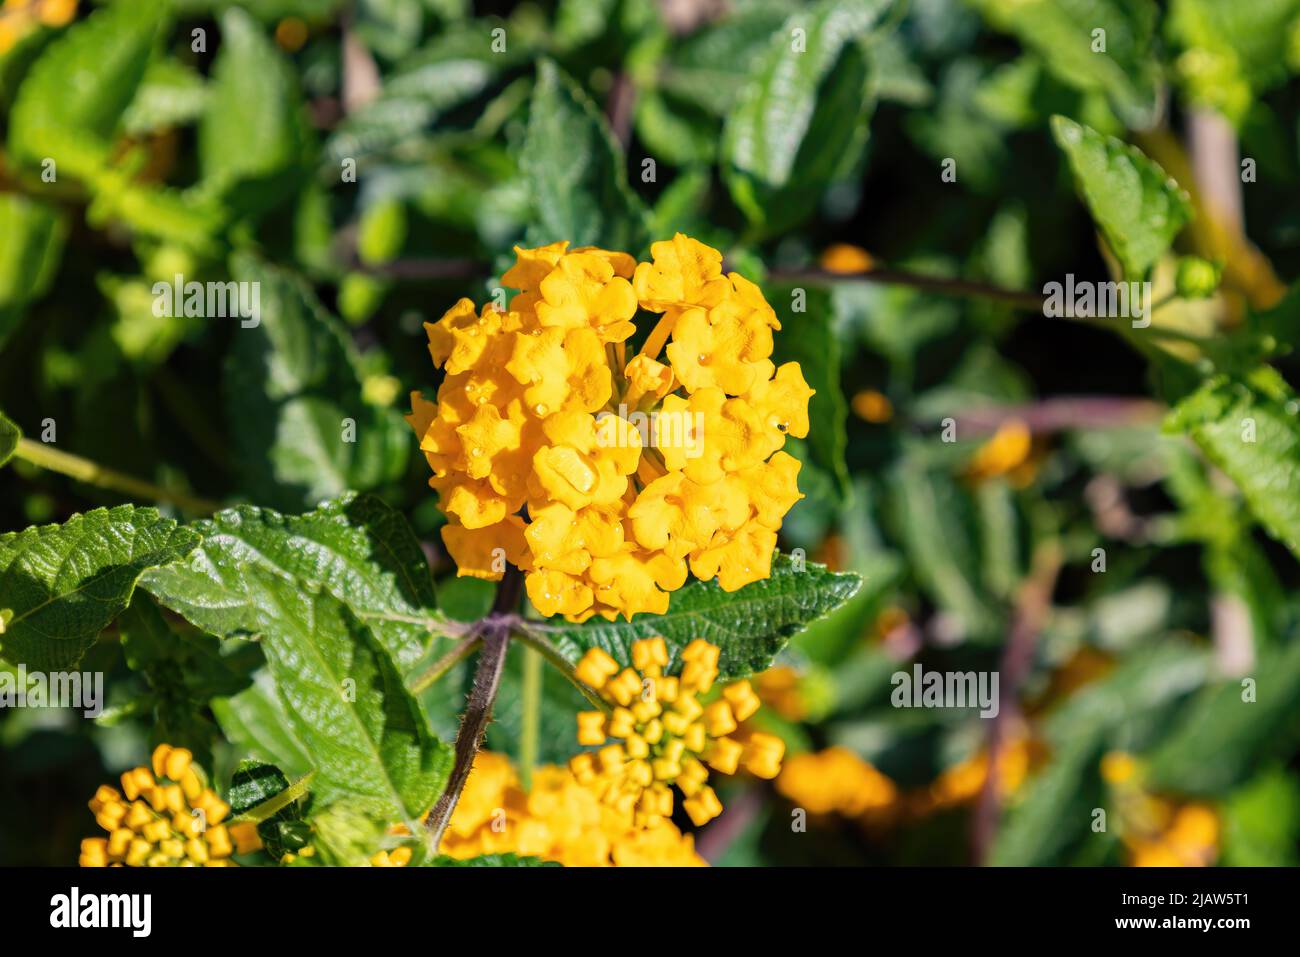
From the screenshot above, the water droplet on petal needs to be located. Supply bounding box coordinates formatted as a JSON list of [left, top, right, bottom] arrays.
[[471, 447, 485, 457], [534, 403, 548, 416]]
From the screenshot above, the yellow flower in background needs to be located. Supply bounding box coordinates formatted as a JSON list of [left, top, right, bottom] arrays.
[[408, 234, 813, 621], [777, 747, 897, 818], [80, 744, 242, 867], [436, 750, 705, 867], [568, 638, 783, 828], [1102, 751, 1219, 867], [0, 0, 77, 54], [819, 243, 875, 275]]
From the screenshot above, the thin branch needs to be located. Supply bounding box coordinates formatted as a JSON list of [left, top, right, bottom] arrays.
[[971, 542, 1061, 865], [767, 265, 1048, 311], [512, 625, 609, 713], [13, 438, 221, 514], [605, 71, 635, 150], [409, 632, 482, 694], [423, 568, 523, 849], [928, 396, 1166, 437]]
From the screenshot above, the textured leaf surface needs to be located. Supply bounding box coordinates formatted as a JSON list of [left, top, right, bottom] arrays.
[[7, 0, 164, 177], [521, 59, 649, 252], [142, 493, 443, 674], [722, 0, 886, 230], [1051, 115, 1192, 279], [0, 507, 200, 670], [242, 564, 450, 820], [426, 853, 558, 867], [547, 554, 862, 678], [1166, 369, 1300, 560], [224, 254, 408, 511]]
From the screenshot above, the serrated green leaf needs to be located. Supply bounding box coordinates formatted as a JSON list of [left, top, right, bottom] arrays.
[[235, 563, 450, 820], [520, 59, 649, 252], [655, 4, 792, 117], [1050, 115, 1192, 279], [767, 283, 850, 501], [223, 254, 408, 511], [547, 554, 862, 679], [8, 0, 166, 179], [0, 506, 201, 670], [198, 7, 310, 216], [722, 0, 886, 232], [971, 0, 1161, 127], [142, 493, 443, 675], [1166, 369, 1300, 560], [0, 411, 19, 469]]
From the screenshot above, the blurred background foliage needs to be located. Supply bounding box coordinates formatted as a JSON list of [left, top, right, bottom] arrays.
[[4, 0, 1300, 866]]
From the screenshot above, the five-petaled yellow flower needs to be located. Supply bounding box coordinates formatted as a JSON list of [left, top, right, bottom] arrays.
[[408, 234, 813, 621]]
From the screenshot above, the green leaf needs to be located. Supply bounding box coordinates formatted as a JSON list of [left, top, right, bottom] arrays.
[[722, 0, 887, 232], [520, 59, 649, 252], [988, 718, 1108, 866], [885, 455, 1002, 642], [1145, 640, 1300, 795], [118, 594, 258, 758], [767, 283, 850, 501], [0, 193, 68, 346], [425, 853, 558, 867], [0, 506, 201, 670], [229, 563, 451, 820], [224, 254, 408, 511], [198, 8, 310, 216], [1050, 115, 1193, 279], [142, 493, 442, 675], [547, 554, 862, 679], [0, 411, 19, 469], [8, 0, 166, 178], [122, 58, 210, 136], [971, 0, 1161, 127], [226, 760, 310, 860], [213, 672, 314, 778], [1166, 369, 1300, 560], [1220, 767, 1300, 866], [655, 4, 792, 117]]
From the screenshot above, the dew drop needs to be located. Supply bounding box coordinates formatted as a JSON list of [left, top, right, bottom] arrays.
[[471, 447, 485, 457], [534, 403, 549, 416], [697, 353, 710, 365]]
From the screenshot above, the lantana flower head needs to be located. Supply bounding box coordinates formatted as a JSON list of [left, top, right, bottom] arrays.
[[80, 744, 257, 867], [408, 234, 813, 622], [568, 638, 784, 828]]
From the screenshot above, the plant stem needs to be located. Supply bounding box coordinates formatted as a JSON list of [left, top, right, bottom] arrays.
[[423, 568, 522, 849], [519, 643, 542, 792], [512, 626, 609, 712], [409, 633, 481, 694], [13, 438, 221, 514]]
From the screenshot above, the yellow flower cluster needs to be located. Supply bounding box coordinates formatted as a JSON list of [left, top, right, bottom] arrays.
[[569, 637, 784, 827], [777, 746, 897, 818], [436, 751, 705, 867], [80, 745, 257, 867], [1101, 751, 1219, 867], [407, 233, 812, 621], [0, 0, 77, 54]]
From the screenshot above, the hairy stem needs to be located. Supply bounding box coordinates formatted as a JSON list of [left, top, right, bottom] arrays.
[[423, 568, 522, 849], [14, 438, 221, 514]]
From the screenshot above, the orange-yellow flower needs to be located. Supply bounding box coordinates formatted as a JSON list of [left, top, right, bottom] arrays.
[[408, 234, 814, 620]]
